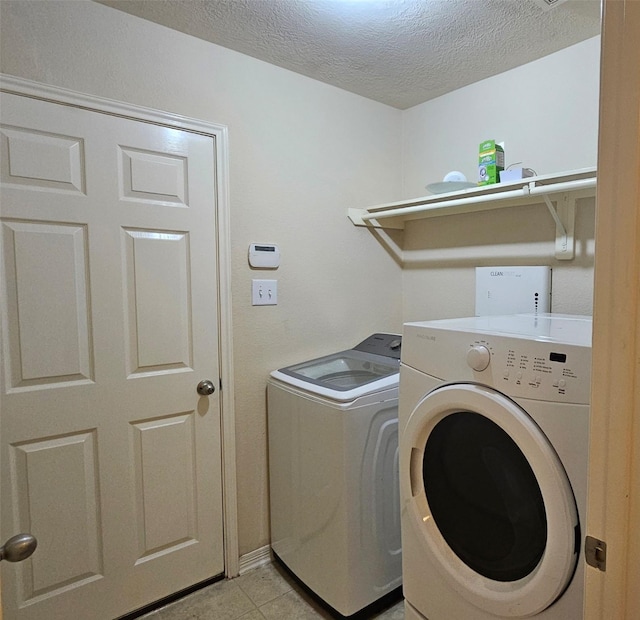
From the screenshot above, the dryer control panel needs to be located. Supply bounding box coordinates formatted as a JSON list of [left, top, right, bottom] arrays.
[[402, 315, 592, 405], [465, 336, 590, 403]]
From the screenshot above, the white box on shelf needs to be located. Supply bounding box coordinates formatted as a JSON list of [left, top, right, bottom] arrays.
[[499, 168, 535, 183], [475, 266, 551, 316]]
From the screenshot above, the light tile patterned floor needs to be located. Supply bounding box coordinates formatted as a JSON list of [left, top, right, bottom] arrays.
[[139, 561, 404, 620]]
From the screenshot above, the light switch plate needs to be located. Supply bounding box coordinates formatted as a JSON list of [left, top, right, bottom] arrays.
[[252, 279, 277, 305]]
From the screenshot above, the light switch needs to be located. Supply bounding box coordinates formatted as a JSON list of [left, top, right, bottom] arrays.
[[252, 279, 278, 305]]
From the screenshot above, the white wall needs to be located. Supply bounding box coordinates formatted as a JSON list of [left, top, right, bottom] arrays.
[[0, 0, 404, 556], [401, 37, 600, 321]]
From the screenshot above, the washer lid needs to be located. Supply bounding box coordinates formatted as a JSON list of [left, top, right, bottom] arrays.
[[271, 334, 401, 401], [272, 349, 399, 401]]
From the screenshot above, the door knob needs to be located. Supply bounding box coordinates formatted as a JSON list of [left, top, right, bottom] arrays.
[[197, 379, 216, 396], [0, 533, 37, 562]]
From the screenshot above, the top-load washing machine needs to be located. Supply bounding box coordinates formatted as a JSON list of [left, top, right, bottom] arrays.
[[267, 334, 403, 616], [398, 314, 592, 620]]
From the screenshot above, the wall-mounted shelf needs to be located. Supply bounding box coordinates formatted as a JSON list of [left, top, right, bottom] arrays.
[[348, 167, 597, 260]]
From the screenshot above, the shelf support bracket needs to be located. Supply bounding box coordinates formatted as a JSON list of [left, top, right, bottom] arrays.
[[348, 208, 404, 230], [543, 193, 575, 260]]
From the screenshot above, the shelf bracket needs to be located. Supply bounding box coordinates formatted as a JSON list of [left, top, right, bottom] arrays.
[[543, 193, 575, 260], [348, 208, 404, 230]]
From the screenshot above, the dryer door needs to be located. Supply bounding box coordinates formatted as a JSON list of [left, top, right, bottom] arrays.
[[402, 382, 579, 618]]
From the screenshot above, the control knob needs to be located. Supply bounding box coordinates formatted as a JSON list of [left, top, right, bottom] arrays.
[[466, 345, 491, 372]]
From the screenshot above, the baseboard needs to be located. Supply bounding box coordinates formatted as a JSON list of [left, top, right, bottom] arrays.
[[238, 544, 272, 575]]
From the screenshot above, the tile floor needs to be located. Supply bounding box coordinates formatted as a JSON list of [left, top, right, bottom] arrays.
[[139, 561, 404, 620]]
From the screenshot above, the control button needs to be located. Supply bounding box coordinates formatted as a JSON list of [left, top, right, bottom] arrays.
[[553, 380, 559, 387], [466, 345, 490, 372], [516, 371, 523, 380], [503, 370, 510, 379], [558, 379, 567, 388]]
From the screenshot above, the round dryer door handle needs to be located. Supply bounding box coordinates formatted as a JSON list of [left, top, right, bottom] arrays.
[[466, 345, 491, 371]]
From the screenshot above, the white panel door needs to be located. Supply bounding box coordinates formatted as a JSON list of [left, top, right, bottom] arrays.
[[0, 92, 224, 620]]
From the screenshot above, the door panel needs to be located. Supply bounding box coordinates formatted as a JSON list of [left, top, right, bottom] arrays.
[[2, 221, 93, 389], [0, 92, 224, 620], [0, 126, 86, 194], [120, 147, 188, 206], [132, 412, 198, 561], [122, 229, 192, 374], [12, 431, 103, 599]]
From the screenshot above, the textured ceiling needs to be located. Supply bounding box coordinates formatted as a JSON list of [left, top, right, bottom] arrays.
[[95, 0, 601, 109]]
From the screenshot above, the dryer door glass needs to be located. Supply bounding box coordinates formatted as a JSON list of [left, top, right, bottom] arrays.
[[423, 411, 547, 582]]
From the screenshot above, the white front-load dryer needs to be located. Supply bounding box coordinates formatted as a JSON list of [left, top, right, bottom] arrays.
[[399, 314, 592, 619]]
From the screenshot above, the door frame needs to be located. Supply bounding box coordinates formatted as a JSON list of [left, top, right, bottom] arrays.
[[586, 0, 640, 617], [0, 73, 240, 578]]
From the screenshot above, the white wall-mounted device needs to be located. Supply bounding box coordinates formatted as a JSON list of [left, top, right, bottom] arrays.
[[475, 266, 551, 316], [249, 243, 280, 269]]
